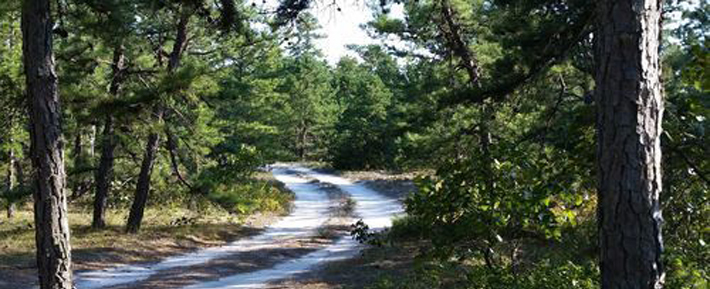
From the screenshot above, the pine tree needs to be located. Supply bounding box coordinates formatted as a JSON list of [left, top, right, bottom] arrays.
[[331, 57, 393, 169], [21, 0, 73, 286], [595, 0, 665, 287], [126, 8, 191, 233]]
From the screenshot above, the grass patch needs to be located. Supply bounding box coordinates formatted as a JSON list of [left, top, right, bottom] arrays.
[[0, 204, 256, 270], [207, 173, 294, 215]]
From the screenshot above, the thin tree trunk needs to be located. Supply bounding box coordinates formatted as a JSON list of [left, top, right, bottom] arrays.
[[595, 0, 664, 288], [478, 104, 496, 269], [167, 12, 189, 73], [21, 0, 72, 286], [165, 125, 193, 190], [438, 0, 480, 84], [12, 148, 25, 219], [299, 123, 307, 160], [126, 11, 189, 233], [6, 145, 16, 219], [89, 124, 96, 157], [437, 0, 495, 268], [92, 45, 125, 229], [71, 132, 86, 199], [125, 126, 161, 233], [92, 116, 116, 229], [479, 106, 493, 199]]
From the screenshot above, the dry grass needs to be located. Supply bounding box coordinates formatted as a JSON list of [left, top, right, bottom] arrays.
[[0, 204, 273, 271]]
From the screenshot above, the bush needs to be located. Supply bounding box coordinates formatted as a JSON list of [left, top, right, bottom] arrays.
[[367, 259, 598, 289], [207, 181, 292, 215], [665, 251, 709, 289]]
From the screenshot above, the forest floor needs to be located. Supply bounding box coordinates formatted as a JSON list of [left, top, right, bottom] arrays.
[[0, 166, 419, 289]]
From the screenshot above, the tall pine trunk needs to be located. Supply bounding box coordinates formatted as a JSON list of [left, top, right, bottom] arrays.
[[125, 12, 189, 233], [595, 0, 664, 288], [21, 0, 73, 287], [93, 46, 125, 229]]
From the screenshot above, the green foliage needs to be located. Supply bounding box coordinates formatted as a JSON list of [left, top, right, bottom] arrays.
[[658, 5, 709, 286], [397, 63, 596, 260], [197, 144, 263, 189], [364, 0, 706, 287], [330, 57, 394, 169], [0, 0, 707, 286], [465, 261, 598, 289], [665, 248, 709, 289], [406, 145, 588, 252], [276, 54, 337, 160], [206, 180, 292, 215], [367, 259, 598, 289]]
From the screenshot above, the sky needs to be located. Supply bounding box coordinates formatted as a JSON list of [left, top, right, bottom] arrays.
[[307, 1, 404, 64], [286, 0, 699, 63], [259, 0, 395, 64], [309, 1, 377, 64]]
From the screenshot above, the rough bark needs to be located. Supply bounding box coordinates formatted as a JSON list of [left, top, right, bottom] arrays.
[[92, 46, 125, 229], [595, 0, 664, 288], [126, 12, 189, 233], [21, 0, 73, 287]]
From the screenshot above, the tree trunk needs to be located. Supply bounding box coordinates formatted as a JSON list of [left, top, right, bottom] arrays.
[[92, 116, 116, 229], [165, 124, 192, 190], [11, 148, 26, 219], [126, 12, 189, 233], [21, 0, 73, 286], [438, 0, 480, 85], [89, 124, 96, 157], [595, 1, 664, 288], [299, 123, 307, 160], [92, 46, 125, 229], [6, 145, 16, 219], [436, 0, 495, 267], [167, 12, 190, 72], [125, 126, 161, 233], [71, 132, 86, 199]]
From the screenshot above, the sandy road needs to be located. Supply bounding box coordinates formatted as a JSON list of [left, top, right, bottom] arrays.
[[74, 164, 402, 289]]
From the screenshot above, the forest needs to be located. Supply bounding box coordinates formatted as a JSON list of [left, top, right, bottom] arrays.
[[0, 0, 707, 288]]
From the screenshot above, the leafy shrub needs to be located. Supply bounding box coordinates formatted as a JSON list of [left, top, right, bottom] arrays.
[[367, 259, 598, 289], [404, 154, 586, 257], [207, 181, 292, 215], [387, 216, 432, 241], [665, 250, 709, 289]]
